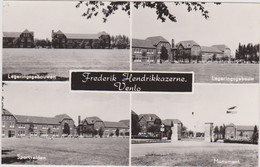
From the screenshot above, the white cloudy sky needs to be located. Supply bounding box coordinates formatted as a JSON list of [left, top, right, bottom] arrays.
[[3, 82, 130, 125], [133, 2, 260, 56], [132, 84, 259, 132], [3, 1, 130, 39]]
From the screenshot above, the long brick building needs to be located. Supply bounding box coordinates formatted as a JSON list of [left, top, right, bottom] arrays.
[[2, 109, 75, 138], [132, 37, 231, 63], [225, 123, 257, 141], [77, 116, 129, 137], [3, 29, 34, 48], [51, 30, 110, 49]]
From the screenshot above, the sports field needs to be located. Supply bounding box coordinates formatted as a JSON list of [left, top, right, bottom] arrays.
[[2, 137, 129, 165], [3, 49, 129, 80], [133, 63, 259, 83], [131, 140, 258, 166]]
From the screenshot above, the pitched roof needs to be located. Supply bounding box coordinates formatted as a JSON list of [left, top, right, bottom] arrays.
[[103, 121, 128, 128], [201, 46, 222, 53], [2, 109, 14, 116], [3, 32, 21, 38], [53, 30, 108, 40], [132, 39, 155, 49], [146, 36, 169, 46], [55, 30, 64, 35], [54, 114, 73, 122], [139, 114, 161, 122], [176, 40, 199, 49], [162, 119, 182, 126], [226, 123, 235, 127], [131, 110, 138, 115], [119, 120, 130, 127], [65, 33, 100, 40], [14, 115, 59, 125], [3, 29, 33, 38], [82, 116, 103, 124], [236, 125, 256, 131], [98, 31, 109, 36], [211, 45, 230, 52]]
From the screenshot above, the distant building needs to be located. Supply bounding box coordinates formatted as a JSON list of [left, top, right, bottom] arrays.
[[162, 119, 182, 140], [132, 36, 171, 63], [3, 29, 34, 48], [77, 116, 129, 137], [138, 114, 161, 134], [51, 30, 110, 49], [2, 109, 76, 138], [103, 121, 129, 137], [172, 40, 201, 62], [212, 45, 231, 58], [132, 39, 156, 63], [225, 123, 257, 141], [119, 119, 130, 128], [200, 46, 223, 61]]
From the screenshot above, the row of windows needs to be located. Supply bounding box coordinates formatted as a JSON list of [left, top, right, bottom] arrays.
[[2, 116, 13, 121], [160, 42, 170, 47], [134, 48, 155, 54], [2, 122, 61, 129], [22, 33, 31, 37]]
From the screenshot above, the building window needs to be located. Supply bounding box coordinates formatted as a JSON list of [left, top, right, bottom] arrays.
[[42, 125, 48, 129], [2, 130, 5, 136], [18, 131, 25, 136], [10, 122, 15, 128], [18, 124, 25, 128], [2, 122, 5, 127]]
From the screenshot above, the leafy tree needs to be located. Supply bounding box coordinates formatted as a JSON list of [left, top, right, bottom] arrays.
[[131, 111, 141, 135], [92, 39, 100, 49], [63, 123, 70, 135], [109, 132, 114, 137], [181, 126, 187, 137], [98, 127, 104, 138], [214, 126, 219, 139], [252, 125, 258, 143], [160, 46, 169, 61], [124, 131, 129, 136], [212, 54, 217, 61], [47, 128, 52, 136], [28, 123, 34, 136], [116, 128, 120, 137], [93, 129, 98, 136], [76, 2, 220, 23]]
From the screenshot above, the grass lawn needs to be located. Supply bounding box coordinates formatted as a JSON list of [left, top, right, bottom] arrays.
[[3, 49, 130, 80], [2, 137, 129, 165], [131, 141, 258, 166], [132, 63, 259, 83]]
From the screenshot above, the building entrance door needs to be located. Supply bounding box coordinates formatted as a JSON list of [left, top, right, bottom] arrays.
[[8, 130, 15, 138]]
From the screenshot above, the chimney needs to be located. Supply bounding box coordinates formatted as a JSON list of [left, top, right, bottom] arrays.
[[78, 115, 81, 125], [172, 39, 175, 48], [51, 30, 54, 38]]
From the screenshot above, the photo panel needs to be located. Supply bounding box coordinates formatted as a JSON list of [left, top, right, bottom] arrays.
[[2, 82, 130, 165], [131, 2, 260, 83], [131, 84, 258, 166], [2, 1, 130, 81]]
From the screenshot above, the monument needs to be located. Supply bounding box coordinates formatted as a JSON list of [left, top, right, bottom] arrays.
[[204, 122, 214, 142]]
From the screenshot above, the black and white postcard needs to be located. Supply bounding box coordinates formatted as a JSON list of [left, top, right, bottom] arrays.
[[1, 1, 259, 167]]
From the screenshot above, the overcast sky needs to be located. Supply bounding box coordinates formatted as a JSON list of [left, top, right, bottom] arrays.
[[3, 82, 130, 126], [132, 84, 259, 132], [3, 1, 130, 39], [133, 2, 260, 56]]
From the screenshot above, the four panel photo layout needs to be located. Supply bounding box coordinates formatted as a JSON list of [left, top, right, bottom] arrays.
[[2, 1, 259, 166]]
